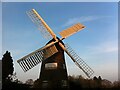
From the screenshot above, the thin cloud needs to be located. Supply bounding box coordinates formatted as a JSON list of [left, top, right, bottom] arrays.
[[86, 41, 118, 54], [63, 16, 111, 27], [93, 61, 118, 82]]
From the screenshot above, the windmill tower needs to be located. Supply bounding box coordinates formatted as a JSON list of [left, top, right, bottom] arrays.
[[17, 9, 94, 89]]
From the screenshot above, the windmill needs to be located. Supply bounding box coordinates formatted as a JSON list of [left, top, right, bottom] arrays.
[[17, 9, 94, 88]]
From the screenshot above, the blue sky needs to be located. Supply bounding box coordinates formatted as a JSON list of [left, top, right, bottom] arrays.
[[0, 2, 2, 59], [2, 2, 118, 82], [1, 0, 119, 2]]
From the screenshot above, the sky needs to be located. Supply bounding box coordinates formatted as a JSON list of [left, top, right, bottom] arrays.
[[1, 0, 119, 2], [2, 2, 118, 82], [0, 2, 2, 59]]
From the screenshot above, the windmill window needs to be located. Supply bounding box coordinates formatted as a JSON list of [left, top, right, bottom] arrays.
[[45, 63, 57, 69]]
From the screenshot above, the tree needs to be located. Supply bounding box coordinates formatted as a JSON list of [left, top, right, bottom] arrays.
[[101, 79, 112, 88], [25, 79, 34, 85], [93, 76, 101, 88], [33, 79, 41, 88], [98, 76, 102, 81], [2, 51, 14, 81], [113, 80, 120, 88]]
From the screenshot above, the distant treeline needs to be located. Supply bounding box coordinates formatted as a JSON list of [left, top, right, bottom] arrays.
[[2, 75, 120, 90], [68, 75, 120, 89], [1, 51, 120, 89]]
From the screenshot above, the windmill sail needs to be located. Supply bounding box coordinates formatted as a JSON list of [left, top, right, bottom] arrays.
[[64, 44, 94, 78], [26, 9, 54, 40], [17, 44, 58, 72], [59, 23, 85, 39]]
